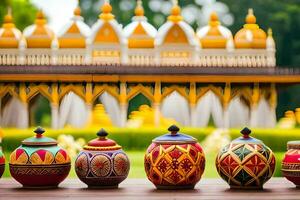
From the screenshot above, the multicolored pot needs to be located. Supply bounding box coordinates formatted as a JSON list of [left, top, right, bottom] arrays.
[[75, 129, 130, 188], [9, 127, 71, 188], [282, 141, 300, 187], [216, 127, 276, 189], [0, 149, 5, 178], [144, 125, 205, 189]]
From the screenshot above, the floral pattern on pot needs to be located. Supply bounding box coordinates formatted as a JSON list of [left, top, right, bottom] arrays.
[[75, 128, 130, 188], [9, 127, 71, 188], [216, 127, 276, 189]]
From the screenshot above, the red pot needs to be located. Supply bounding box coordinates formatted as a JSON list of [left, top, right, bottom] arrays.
[[282, 141, 300, 187], [9, 127, 71, 188], [0, 152, 5, 178], [144, 125, 205, 189]]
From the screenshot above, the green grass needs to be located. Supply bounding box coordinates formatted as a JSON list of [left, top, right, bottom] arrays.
[[2, 151, 285, 178]]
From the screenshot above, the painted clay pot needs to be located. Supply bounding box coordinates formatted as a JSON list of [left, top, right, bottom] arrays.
[[216, 127, 276, 189], [144, 125, 206, 189], [0, 148, 5, 178], [75, 129, 130, 188], [9, 127, 71, 188], [282, 141, 300, 187]]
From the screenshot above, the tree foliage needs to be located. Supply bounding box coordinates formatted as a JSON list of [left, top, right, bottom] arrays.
[[0, 0, 37, 30]]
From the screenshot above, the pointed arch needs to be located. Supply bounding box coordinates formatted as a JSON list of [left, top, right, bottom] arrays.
[[127, 84, 154, 103], [59, 91, 88, 128], [195, 91, 223, 128], [27, 84, 52, 103], [161, 90, 190, 126], [28, 93, 51, 127], [231, 87, 253, 107], [93, 84, 119, 103], [59, 84, 85, 102], [0, 83, 18, 99], [161, 85, 189, 102], [197, 85, 223, 102]]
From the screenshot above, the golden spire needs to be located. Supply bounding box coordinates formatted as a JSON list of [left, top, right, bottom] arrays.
[[168, 0, 183, 22], [268, 28, 273, 37], [209, 12, 220, 26], [74, 0, 81, 16], [35, 10, 47, 25], [100, 0, 114, 20], [246, 8, 256, 24], [135, 0, 144, 17], [3, 7, 14, 28]]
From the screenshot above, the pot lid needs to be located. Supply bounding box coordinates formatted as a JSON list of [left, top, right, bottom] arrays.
[[153, 125, 197, 144], [231, 127, 263, 144], [84, 129, 121, 151], [22, 127, 57, 146], [287, 141, 300, 150]]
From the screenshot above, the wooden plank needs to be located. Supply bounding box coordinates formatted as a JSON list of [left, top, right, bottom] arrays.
[[0, 178, 299, 200], [0, 74, 300, 83]]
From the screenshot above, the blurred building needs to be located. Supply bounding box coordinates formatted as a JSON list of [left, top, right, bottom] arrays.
[[0, 0, 299, 129]]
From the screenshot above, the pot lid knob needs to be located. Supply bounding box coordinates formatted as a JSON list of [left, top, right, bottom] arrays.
[[34, 126, 45, 138], [168, 124, 180, 135], [97, 128, 108, 139], [241, 127, 251, 138]]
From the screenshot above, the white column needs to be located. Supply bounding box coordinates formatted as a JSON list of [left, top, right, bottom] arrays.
[[18, 102, 29, 129], [190, 104, 197, 127], [120, 103, 128, 127], [51, 103, 59, 129], [153, 103, 161, 127], [250, 105, 258, 127], [85, 103, 93, 126], [223, 107, 229, 129]]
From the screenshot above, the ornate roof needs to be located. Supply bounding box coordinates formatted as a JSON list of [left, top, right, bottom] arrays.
[[23, 10, 56, 48], [0, 8, 23, 49], [234, 9, 267, 49]]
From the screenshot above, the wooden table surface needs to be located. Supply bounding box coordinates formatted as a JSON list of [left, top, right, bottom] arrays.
[[0, 178, 299, 200]]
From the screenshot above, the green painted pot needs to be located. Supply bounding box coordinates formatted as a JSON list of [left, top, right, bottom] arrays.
[[9, 127, 71, 188]]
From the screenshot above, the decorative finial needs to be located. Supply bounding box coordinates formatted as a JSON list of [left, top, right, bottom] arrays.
[[37, 9, 45, 19], [268, 28, 273, 37], [209, 12, 220, 26], [240, 127, 251, 138], [74, 0, 81, 16], [248, 8, 253, 15], [137, 0, 142, 7], [7, 7, 12, 16], [246, 8, 256, 24], [135, 0, 144, 16], [100, 0, 114, 20], [4, 7, 13, 24], [168, 125, 180, 135], [34, 126, 45, 138], [168, 0, 182, 22], [97, 128, 108, 139]]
